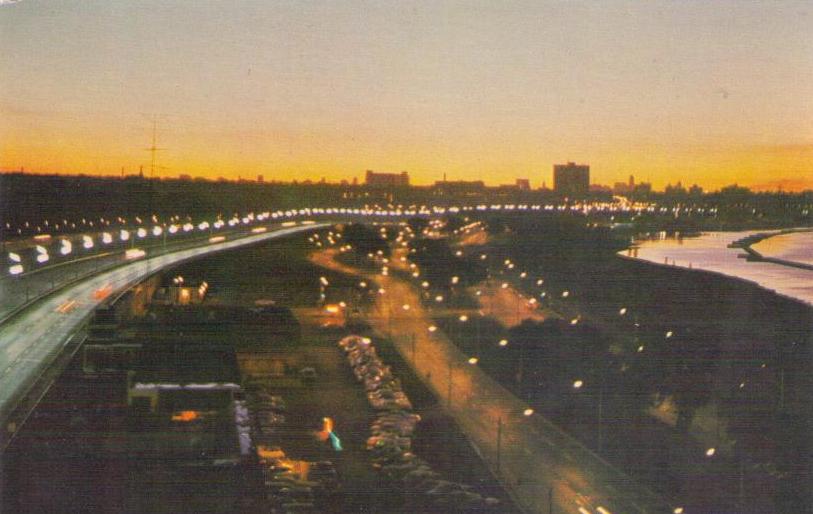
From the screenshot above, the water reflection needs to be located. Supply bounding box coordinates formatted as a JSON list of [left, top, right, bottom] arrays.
[[624, 230, 813, 305]]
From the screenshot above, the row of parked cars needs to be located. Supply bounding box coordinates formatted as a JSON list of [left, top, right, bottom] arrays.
[[242, 379, 339, 513], [339, 335, 502, 513]]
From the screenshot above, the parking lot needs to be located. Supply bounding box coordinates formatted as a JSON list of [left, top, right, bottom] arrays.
[[258, 313, 517, 513]]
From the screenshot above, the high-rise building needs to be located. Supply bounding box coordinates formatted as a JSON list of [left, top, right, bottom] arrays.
[[515, 178, 531, 190], [553, 162, 589, 196], [365, 170, 410, 187]]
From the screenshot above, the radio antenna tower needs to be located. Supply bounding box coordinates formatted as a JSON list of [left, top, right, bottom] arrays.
[[145, 118, 166, 178], [143, 117, 168, 218]]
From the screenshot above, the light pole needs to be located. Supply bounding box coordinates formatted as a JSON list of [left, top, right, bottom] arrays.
[[447, 359, 453, 409], [597, 374, 605, 453], [496, 416, 503, 474]]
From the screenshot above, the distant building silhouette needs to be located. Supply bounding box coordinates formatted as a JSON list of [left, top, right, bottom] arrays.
[[613, 175, 635, 195], [553, 162, 589, 196], [432, 179, 486, 196], [365, 170, 409, 187], [516, 178, 531, 191]]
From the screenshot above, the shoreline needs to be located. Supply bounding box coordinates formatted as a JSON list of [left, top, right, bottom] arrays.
[[626, 228, 813, 306], [727, 227, 813, 271]]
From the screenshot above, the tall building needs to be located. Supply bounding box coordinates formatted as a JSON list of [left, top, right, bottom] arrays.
[[553, 162, 590, 196], [365, 170, 410, 187], [515, 178, 531, 190]]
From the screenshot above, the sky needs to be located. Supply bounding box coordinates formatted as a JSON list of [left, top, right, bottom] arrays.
[[1, 0, 812, 191]]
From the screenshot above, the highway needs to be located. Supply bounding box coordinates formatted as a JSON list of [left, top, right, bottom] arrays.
[[0, 222, 329, 439], [311, 247, 681, 514]]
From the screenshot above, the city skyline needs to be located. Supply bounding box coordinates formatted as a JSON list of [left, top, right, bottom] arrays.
[[2, 1, 812, 191]]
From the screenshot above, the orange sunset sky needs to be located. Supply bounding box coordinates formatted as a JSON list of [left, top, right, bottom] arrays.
[[1, 1, 812, 191]]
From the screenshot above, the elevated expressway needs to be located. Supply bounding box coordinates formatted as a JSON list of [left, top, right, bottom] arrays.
[[0, 222, 330, 450]]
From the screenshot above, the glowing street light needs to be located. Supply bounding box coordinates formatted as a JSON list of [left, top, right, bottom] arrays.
[[60, 239, 72, 255], [498, 339, 508, 347], [435, 295, 444, 302], [459, 314, 468, 322], [35, 245, 49, 264], [467, 357, 478, 365], [573, 379, 584, 389], [120, 229, 130, 241], [402, 304, 410, 311], [523, 408, 534, 416], [706, 447, 716, 457], [619, 307, 627, 315], [428, 325, 437, 333]]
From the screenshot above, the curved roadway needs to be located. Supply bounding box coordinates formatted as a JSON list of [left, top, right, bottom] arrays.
[[0, 223, 329, 438]]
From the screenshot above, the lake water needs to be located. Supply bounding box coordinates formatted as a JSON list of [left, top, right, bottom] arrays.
[[622, 230, 813, 305]]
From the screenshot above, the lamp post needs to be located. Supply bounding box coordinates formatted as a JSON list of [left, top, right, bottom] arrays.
[[447, 359, 453, 409], [496, 416, 503, 474]]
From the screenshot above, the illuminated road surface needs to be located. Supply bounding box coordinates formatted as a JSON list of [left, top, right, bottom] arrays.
[[0, 223, 328, 428], [0, 228, 265, 322], [312, 248, 678, 514]]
